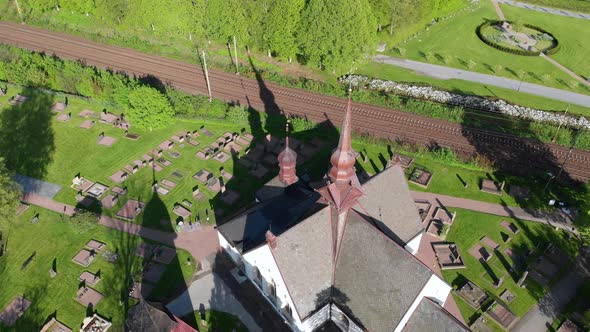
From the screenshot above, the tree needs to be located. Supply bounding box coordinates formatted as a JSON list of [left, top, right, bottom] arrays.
[[205, 0, 248, 44], [0, 158, 21, 233], [298, 0, 376, 73], [264, 0, 305, 62], [59, 0, 95, 15], [126, 86, 174, 130], [94, 0, 129, 24], [494, 64, 503, 74], [69, 210, 98, 234]]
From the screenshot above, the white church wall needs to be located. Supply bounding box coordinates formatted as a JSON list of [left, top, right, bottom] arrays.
[[404, 232, 423, 255], [242, 244, 303, 330], [331, 304, 363, 332], [394, 274, 451, 332], [218, 232, 241, 263]]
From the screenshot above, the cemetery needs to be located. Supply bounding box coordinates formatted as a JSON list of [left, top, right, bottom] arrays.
[[442, 208, 578, 329]]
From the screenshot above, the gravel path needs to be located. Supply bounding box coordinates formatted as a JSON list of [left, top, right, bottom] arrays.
[[498, 0, 590, 20], [374, 54, 590, 108]]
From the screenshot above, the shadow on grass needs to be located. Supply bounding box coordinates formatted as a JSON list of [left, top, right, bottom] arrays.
[[0, 87, 55, 179]]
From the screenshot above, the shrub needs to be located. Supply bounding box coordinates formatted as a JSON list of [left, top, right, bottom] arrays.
[[475, 21, 559, 56], [225, 105, 249, 123], [289, 116, 316, 132], [69, 211, 99, 234]]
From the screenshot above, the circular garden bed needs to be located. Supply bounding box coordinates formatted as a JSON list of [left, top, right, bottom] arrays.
[[476, 20, 559, 56]]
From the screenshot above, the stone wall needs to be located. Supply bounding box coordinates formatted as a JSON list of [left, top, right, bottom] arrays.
[[341, 75, 590, 130]]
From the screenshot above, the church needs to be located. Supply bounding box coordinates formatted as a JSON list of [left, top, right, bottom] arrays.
[[217, 92, 470, 332]]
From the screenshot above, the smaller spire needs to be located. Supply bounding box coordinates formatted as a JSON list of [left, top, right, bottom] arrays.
[[278, 121, 298, 186], [328, 88, 357, 186]]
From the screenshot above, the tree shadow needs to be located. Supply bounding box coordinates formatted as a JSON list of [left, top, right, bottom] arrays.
[[0, 87, 55, 179]]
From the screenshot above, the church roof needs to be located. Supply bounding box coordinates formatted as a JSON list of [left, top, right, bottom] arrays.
[[217, 181, 325, 253], [402, 297, 470, 332], [357, 164, 424, 245], [333, 209, 432, 331], [272, 207, 334, 319]]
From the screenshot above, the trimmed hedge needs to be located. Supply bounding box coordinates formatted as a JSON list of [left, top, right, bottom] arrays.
[[475, 20, 559, 56]]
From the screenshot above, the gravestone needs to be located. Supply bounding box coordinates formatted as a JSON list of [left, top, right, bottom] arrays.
[[517, 271, 528, 287]]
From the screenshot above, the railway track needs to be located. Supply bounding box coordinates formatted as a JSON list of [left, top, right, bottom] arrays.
[[0, 21, 588, 181]]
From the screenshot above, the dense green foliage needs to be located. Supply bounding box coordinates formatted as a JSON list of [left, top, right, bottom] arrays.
[[10, 0, 473, 72], [0, 158, 20, 232], [68, 210, 99, 234], [127, 86, 174, 130]]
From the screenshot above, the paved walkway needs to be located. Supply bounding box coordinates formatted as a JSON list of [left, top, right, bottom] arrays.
[[498, 0, 590, 20], [512, 252, 590, 331], [20, 194, 219, 264], [410, 191, 576, 232], [491, 0, 507, 20], [373, 54, 590, 108], [167, 272, 262, 332], [541, 53, 590, 87]]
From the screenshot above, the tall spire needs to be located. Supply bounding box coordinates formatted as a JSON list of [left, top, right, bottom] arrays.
[[328, 89, 356, 186], [278, 121, 298, 186]]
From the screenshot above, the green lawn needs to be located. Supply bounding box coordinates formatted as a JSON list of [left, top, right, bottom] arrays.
[[182, 310, 248, 332], [0, 208, 195, 331], [394, 0, 590, 95], [443, 209, 580, 323], [357, 62, 590, 117], [517, 0, 590, 14]]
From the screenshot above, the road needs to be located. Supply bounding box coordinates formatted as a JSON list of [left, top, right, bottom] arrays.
[[167, 272, 262, 332], [0, 21, 589, 181], [511, 253, 590, 332], [498, 0, 590, 20], [374, 54, 590, 108]]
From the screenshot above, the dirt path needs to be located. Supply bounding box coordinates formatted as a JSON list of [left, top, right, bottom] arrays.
[[492, 0, 507, 20]]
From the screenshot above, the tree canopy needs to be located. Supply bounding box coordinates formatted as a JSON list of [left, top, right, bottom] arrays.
[[126, 86, 174, 130]]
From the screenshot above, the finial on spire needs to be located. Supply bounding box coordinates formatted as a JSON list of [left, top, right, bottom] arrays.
[[328, 87, 356, 186]]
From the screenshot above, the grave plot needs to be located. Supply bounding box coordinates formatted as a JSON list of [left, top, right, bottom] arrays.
[[213, 151, 231, 163], [160, 179, 177, 189], [116, 200, 145, 220], [503, 248, 525, 268], [0, 296, 32, 327], [469, 244, 493, 261], [133, 159, 145, 169], [171, 135, 184, 143], [81, 314, 111, 332], [52, 101, 67, 112], [480, 179, 504, 195], [206, 178, 221, 193], [409, 168, 432, 188], [173, 204, 191, 219], [159, 140, 174, 151], [415, 200, 432, 223], [78, 109, 94, 118], [432, 242, 465, 269], [56, 112, 71, 122], [480, 236, 500, 250], [499, 289, 515, 304], [221, 169, 233, 181], [100, 194, 118, 209], [153, 246, 177, 265], [86, 183, 109, 198], [500, 221, 520, 235], [111, 186, 127, 195], [109, 170, 128, 183], [200, 127, 214, 136], [192, 186, 205, 200], [151, 149, 163, 158], [85, 240, 106, 252], [426, 219, 445, 238], [486, 302, 517, 330], [99, 111, 118, 124], [79, 271, 101, 287], [193, 169, 213, 184], [456, 280, 489, 309], [79, 120, 95, 129], [433, 207, 455, 224], [391, 154, 414, 169], [72, 249, 96, 267], [223, 141, 243, 154], [75, 287, 103, 307], [157, 158, 171, 166], [40, 318, 72, 332], [8, 94, 28, 106], [124, 133, 140, 140], [124, 164, 136, 174], [97, 134, 116, 147]]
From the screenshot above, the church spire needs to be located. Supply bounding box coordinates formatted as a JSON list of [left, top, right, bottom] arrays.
[[328, 89, 356, 186], [278, 121, 298, 186]]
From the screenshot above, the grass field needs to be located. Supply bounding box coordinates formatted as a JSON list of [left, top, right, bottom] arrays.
[[518, 0, 590, 14], [443, 209, 580, 325], [395, 0, 590, 95], [357, 62, 590, 117], [0, 208, 195, 331]]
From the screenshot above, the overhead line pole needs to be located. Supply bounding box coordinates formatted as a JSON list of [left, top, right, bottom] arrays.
[[233, 35, 239, 75], [14, 0, 24, 23], [552, 105, 568, 143], [202, 50, 212, 102]]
